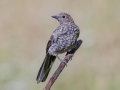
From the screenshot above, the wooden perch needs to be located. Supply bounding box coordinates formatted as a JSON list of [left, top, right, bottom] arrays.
[[43, 40, 83, 90]]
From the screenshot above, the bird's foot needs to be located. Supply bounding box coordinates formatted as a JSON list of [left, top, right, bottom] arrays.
[[56, 55, 67, 67], [69, 54, 74, 61], [60, 59, 67, 67]]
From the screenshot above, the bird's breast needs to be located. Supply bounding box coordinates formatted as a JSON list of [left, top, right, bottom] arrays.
[[56, 33, 77, 53]]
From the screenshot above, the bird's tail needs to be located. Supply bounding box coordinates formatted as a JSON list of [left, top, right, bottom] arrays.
[[36, 53, 56, 83]]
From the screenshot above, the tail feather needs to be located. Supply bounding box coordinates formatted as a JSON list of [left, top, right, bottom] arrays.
[[36, 53, 56, 83]]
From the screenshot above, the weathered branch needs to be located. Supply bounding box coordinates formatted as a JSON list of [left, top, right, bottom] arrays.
[[43, 40, 83, 90]]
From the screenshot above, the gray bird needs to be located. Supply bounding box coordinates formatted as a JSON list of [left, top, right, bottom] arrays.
[[36, 12, 80, 83]]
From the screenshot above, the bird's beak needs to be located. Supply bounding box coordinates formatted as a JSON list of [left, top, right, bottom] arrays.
[[52, 15, 59, 19]]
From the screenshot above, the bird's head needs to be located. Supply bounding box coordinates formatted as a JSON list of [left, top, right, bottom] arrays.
[[52, 12, 74, 24]]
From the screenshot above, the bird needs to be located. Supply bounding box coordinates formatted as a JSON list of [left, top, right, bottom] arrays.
[[36, 12, 80, 83]]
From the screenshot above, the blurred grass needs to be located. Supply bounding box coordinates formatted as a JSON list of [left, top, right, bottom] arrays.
[[0, 0, 120, 90]]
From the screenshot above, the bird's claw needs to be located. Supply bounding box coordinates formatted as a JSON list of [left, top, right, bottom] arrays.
[[60, 59, 67, 67], [56, 55, 67, 66], [69, 54, 74, 61]]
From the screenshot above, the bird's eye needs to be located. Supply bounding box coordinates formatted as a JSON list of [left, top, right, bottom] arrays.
[[62, 16, 65, 18]]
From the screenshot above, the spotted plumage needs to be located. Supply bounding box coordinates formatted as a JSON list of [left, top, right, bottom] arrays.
[[36, 12, 80, 83]]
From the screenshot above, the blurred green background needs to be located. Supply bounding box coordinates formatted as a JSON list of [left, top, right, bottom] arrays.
[[0, 0, 120, 90]]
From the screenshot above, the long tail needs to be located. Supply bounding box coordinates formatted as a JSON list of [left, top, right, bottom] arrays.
[[36, 53, 56, 83]]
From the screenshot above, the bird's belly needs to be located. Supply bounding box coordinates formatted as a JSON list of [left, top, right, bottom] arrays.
[[57, 44, 75, 54], [56, 35, 76, 54]]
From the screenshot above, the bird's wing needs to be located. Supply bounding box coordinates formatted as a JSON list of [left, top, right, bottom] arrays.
[[46, 40, 52, 53]]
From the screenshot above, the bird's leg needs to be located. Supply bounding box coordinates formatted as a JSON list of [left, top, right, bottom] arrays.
[[56, 55, 67, 66], [69, 54, 74, 61]]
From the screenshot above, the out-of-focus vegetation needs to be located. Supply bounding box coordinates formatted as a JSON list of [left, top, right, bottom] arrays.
[[0, 0, 120, 90]]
